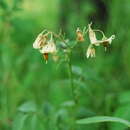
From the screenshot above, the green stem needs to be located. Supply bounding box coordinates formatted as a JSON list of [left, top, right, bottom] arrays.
[[68, 50, 77, 104], [67, 51, 79, 130]]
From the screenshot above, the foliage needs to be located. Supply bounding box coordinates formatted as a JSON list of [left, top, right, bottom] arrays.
[[0, 0, 130, 130]]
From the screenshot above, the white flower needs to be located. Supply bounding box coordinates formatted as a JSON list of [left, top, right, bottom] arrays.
[[40, 41, 57, 63], [86, 44, 96, 58], [88, 23, 115, 47]]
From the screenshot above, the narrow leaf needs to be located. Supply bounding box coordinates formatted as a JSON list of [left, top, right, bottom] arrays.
[[76, 116, 130, 127]]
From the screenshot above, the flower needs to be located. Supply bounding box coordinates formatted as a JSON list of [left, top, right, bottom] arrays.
[[87, 22, 115, 53], [39, 33, 57, 63], [88, 23, 115, 47], [86, 44, 96, 58], [33, 30, 48, 49], [76, 28, 84, 42]]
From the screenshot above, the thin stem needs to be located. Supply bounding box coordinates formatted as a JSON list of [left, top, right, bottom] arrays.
[[67, 51, 77, 130], [67, 51, 77, 104], [53, 33, 68, 44]]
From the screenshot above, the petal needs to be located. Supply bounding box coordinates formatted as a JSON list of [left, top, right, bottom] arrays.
[[33, 33, 43, 49], [88, 23, 97, 44], [40, 42, 57, 54]]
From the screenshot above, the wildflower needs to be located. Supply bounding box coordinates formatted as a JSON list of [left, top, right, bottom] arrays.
[[101, 35, 115, 51], [86, 44, 96, 58], [76, 28, 84, 42], [39, 33, 57, 63], [33, 30, 48, 49], [88, 22, 115, 52]]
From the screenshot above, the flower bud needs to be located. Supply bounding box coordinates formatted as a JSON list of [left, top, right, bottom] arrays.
[[76, 28, 84, 42]]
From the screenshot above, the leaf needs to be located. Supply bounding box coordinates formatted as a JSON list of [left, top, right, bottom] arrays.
[[72, 66, 82, 76], [110, 104, 130, 130], [76, 116, 130, 127], [12, 113, 28, 130], [30, 114, 38, 130], [18, 101, 37, 113]]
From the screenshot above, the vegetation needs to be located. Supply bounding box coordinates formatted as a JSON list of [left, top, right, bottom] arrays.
[[0, 0, 130, 130]]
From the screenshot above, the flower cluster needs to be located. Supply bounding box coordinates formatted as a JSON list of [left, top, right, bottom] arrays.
[[77, 23, 115, 58], [87, 23, 115, 58], [33, 23, 115, 63]]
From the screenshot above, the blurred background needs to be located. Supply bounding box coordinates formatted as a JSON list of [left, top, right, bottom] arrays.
[[0, 0, 130, 130]]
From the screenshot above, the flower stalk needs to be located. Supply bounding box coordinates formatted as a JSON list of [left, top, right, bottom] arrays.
[[67, 50, 77, 104]]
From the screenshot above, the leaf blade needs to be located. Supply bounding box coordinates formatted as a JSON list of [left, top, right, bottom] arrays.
[[76, 116, 130, 127]]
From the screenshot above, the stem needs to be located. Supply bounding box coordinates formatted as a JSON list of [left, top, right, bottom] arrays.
[[67, 51, 78, 130], [68, 51, 77, 104], [53, 33, 68, 44]]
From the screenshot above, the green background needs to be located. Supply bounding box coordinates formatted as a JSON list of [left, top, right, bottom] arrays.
[[0, 0, 130, 130]]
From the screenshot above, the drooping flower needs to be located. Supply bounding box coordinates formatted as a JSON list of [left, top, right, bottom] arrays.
[[86, 44, 96, 58], [87, 23, 115, 57], [33, 30, 48, 49], [88, 23, 115, 47], [76, 28, 84, 42], [39, 33, 57, 63]]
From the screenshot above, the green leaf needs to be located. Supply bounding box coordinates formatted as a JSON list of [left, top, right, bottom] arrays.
[[76, 116, 130, 127], [12, 113, 28, 130], [72, 66, 82, 76], [30, 114, 38, 130], [18, 101, 37, 113], [110, 104, 130, 130]]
